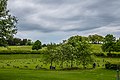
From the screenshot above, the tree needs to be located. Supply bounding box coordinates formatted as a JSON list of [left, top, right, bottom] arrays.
[[67, 35, 94, 68], [76, 41, 94, 68], [102, 34, 116, 53], [0, 0, 18, 46], [114, 38, 120, 52], [88, 34, 104, 44], [43, 43, 58, 69], [32, 40, 42, 50], [13, 38, 21, 46], [26, 39, 32, 45], [21, 39, 27, 45]]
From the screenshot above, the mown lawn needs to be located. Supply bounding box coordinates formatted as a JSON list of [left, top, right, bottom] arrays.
[[0, 69, 117, 80]]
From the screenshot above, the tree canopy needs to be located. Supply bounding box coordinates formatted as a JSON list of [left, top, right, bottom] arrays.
[[32, 40, 42, 50], [0, 0, 18, 46], [102, 34, 116, 53]]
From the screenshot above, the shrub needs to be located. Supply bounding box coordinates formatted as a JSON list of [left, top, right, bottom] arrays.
[[32, 40, 42, 50], [107, 53, 120, 58], [93, 52, 106, 57], [105, 62, 120, 70], [0, 50, 42, 54]]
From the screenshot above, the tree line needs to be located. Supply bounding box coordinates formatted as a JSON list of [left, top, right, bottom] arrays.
[[7, 38, 32, 46]]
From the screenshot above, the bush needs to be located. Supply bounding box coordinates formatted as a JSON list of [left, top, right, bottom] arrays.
[[105, 62, 120, 70], [93, 52, 106, 57], [0, 50, 42, 54], [107, 53, 120, 58], [32, 40, 42, 50]]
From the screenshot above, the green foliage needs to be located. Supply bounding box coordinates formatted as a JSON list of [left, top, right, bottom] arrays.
[[43, 35, 94, 69], [107, 53, 120, 58], [0, 50, 43, 54], [88, 34, 104, 44], [32, 40, 42, 50], [0, 0, 18, 46], [67, 35, 94, 68], [105, 62, 120, 70], [114, 40, 120, 52], [102, 34, 116, 53], [104, 34, 116, 43], [76, 41, 94, 68], [43, 43, 58, 67]]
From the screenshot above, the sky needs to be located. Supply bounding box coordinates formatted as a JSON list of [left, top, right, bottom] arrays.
[[8, 0, 120, 43]]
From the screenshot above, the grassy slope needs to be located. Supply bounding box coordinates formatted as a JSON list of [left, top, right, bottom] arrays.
[[0, 69, 116, 80], [0, 44, 103, 52], [91, 44, 103, 53]]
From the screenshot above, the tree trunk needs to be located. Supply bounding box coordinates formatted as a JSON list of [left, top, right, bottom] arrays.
[[50, 59, 53, 67], [71, 60, 73, 68]]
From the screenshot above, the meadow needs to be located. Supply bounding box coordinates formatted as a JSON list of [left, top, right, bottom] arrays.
[[0, 45, 119, 80]]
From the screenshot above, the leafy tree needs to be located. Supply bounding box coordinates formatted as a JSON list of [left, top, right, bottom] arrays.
[[56, 45, 66, 68], [32, 40, 42, 50], [103, 34, 116, 43], [114, 38, 120, 52], [26, 39, 32, 45], [0, 0, 18, 46], [43, 43, 58, 68], [13, 38, 21, 46], [88, 34, 104, 44], [76, 41, 94, 68], [102, 34, 116, 53], [67, 35, 82, 47], [67, 35, 94, 68], [21, 39, 27, 45]]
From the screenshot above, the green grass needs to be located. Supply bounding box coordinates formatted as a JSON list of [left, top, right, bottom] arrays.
[[0, 45, 119, 80], [0, 54, 42, 60], [0, 68, 117, 80], [0, 46, 32, 50], [0, 54, 120, 70], [0, 44, 103, 52], [91, 44, 103, 53]]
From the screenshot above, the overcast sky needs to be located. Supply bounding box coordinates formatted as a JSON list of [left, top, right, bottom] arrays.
[[8, 0, 120, 43]]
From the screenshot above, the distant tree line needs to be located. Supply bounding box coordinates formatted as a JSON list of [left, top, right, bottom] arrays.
[[6, 38, 33, 46]]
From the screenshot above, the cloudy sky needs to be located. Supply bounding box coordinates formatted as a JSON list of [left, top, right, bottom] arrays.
[[8, 0, 120, 43]]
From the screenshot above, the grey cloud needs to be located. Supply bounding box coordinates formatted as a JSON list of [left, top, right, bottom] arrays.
[[8, 0, 120, 40]]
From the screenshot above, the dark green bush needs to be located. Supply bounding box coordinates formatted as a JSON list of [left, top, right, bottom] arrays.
[[105, 62, 120, 70], [0, 50, 42, 54], [107, 53, 120, 58], [32, 40, 42, 50], [93, 52, 106, 57]]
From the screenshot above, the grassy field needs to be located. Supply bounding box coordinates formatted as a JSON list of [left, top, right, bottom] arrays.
[[0, 46, 32, 50], [0, 44, 103, 52], [91, 44, 103, 53], [0, 45, 119, 80], [0, 54, 120, 70], [0, 69, 117, 80]]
